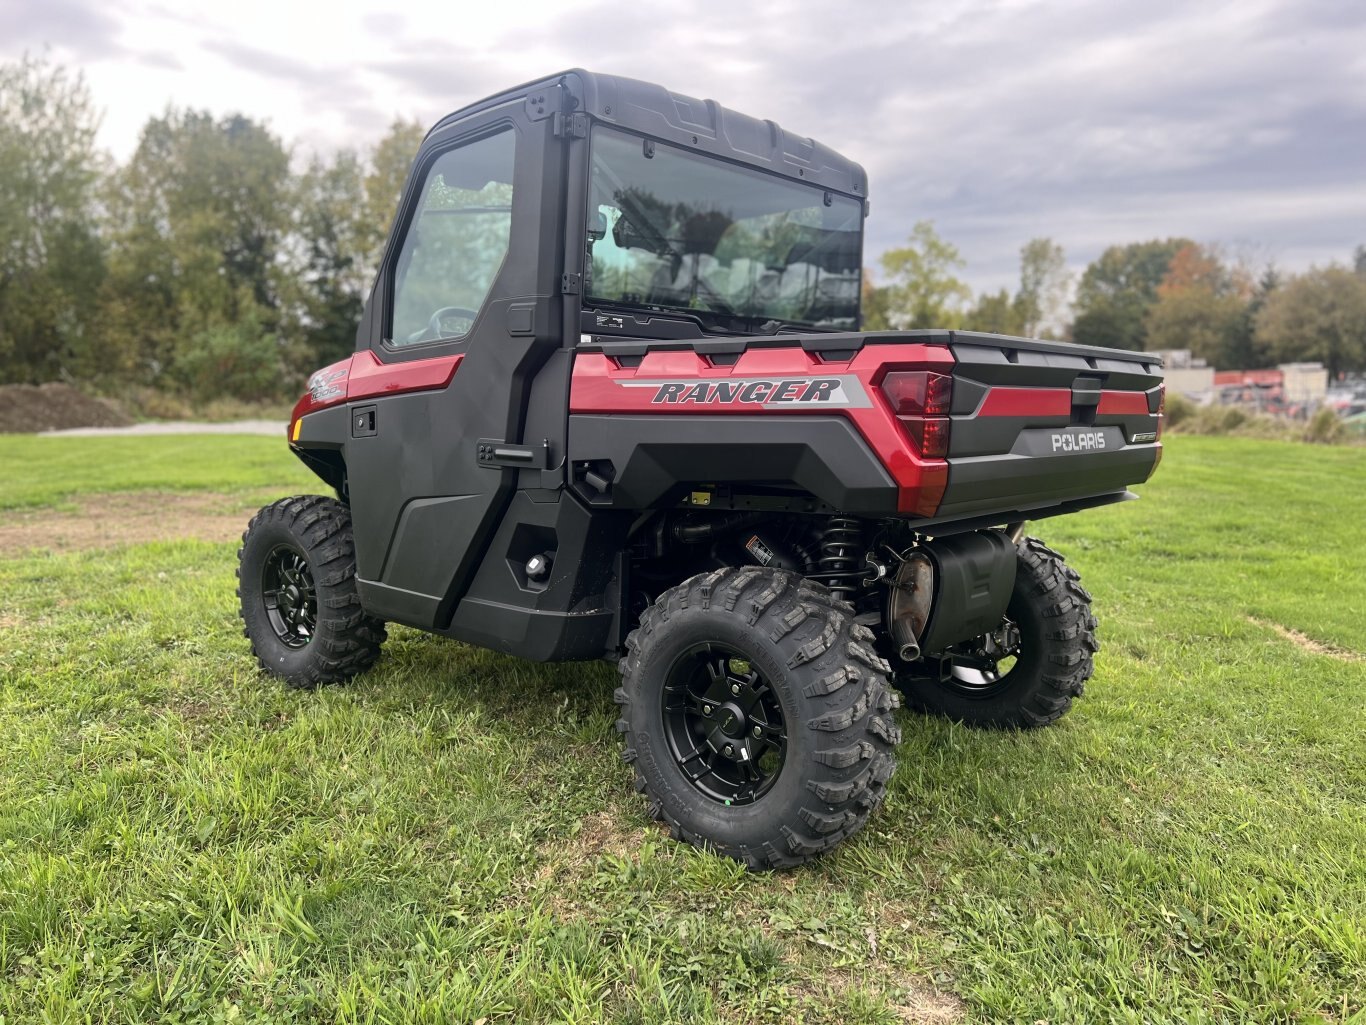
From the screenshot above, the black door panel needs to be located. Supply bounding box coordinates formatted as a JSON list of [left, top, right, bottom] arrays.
[[344, 97, 570, 630]]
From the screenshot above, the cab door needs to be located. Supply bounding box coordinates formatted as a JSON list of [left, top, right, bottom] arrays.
[[343, 96, 568, 630]]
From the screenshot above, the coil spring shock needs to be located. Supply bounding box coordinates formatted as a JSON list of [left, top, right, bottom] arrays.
[[810, 517, 865, 602]]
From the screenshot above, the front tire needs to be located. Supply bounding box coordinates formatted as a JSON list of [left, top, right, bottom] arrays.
[[237, 495, 386, 688], [616, 567, 901, 870], [897, 536, 1098, 728]]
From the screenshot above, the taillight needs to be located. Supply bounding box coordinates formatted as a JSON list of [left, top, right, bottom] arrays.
[[881, 371, 952, 416], [881, 371, 952, 459], [899, 417, 950, 458]]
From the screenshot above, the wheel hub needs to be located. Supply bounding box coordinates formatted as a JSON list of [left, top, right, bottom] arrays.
[[944, 617, 1021, 694], [661, 643, 788, 805], [262, 545, 317, 649], [713, 702, 745, 737]]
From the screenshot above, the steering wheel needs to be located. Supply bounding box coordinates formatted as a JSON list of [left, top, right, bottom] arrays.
[[407, 306, 480, 344]]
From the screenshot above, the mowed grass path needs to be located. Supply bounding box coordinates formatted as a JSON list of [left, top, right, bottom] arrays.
[[0, 434, 1362, 1024]]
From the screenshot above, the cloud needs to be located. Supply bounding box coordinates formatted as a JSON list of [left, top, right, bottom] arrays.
[[362, 53, 503, 107], [680, 0, 1366, 287], [360, 11, 405, 38], [0, 0, 124, 59], [199, 38, 337, 91], [4, 0, 1362, 290], [137, 51, 182, 71]]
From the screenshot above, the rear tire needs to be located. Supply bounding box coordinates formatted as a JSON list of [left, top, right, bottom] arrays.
[[237, 495, 386, 688], [616, 567, 900, 870], [896, 537, 1097, 728]]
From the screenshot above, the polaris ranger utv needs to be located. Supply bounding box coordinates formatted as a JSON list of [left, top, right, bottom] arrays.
[[239, 70, 1164, 868]]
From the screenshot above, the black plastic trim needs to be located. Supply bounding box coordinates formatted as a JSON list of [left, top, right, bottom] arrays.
[[921, 489, 1140, 536], [567, 414, 898, 513], [575, 328, 1159, 370]]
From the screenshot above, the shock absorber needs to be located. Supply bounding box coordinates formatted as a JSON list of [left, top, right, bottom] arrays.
[[810, 517, 865, 602]]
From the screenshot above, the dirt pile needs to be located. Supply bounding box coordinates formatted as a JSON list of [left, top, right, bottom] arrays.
[[0, 383, 133, 433]]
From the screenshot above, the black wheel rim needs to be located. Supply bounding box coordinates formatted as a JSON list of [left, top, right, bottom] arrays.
[[261, 544, 317, 649], [661, 642, 788, 806], [943, 617, 1021, 698]]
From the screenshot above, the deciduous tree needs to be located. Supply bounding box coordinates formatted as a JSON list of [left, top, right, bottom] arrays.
[[0, 55, 106, 384], [1253, 266, 1366, 377], [873, 221, 970, 330], [860, 271, 892, 331], [1143, 243, 1252, 367], [285, 121, 427, 366], [290, 150, 370, 367], [962, 289, 1024, 335], [364, 118, 426, 246], [1015, 238, 1069, 338], [103, 109, 292, 394], [1071, 238, 1192, 350]]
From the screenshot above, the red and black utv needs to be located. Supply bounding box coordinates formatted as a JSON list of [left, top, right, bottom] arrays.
[[238, 70, 1164, 868]]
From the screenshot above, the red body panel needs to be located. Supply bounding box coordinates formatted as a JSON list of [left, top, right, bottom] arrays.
[[1095, 391, 1150, 416], [975, 387, 1153, 419], [290, 341, 1158, 521], [570, 343, 954, 516], [977, 387, 1072, 418], [289, 350, 463, 438], [346, 349, 463, 400]]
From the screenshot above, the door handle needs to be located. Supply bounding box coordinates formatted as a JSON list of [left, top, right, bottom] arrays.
[[476, 438, 549, 469]]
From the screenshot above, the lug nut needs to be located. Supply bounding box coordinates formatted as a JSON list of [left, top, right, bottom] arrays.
[[730, 683, 740, 695], [723, 744, 734, 757], [752, 725, 762, 737], [703, 705, 712, 717]]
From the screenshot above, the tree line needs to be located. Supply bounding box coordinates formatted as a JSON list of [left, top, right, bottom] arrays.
[[865, 226, 1366, 378], [4, 55, 1366, 401], [1, 55, 421, 399]]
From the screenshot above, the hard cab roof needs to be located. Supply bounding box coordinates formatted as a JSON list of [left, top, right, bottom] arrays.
[[427, 68, 869, 201]]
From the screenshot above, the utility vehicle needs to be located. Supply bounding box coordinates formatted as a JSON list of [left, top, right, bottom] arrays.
[[239, 70, 1164, 868]]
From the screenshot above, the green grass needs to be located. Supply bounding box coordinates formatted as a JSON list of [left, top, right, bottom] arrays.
[[0, 435, 313, 511], [0, 434, 1362, 1024]]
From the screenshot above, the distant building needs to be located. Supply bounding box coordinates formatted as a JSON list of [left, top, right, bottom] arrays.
[[1212, 363, 1327, 415], [1279, 363, 1328, 407], [1151, 350, 1214, 402], [1153, 350, 1328, 415]]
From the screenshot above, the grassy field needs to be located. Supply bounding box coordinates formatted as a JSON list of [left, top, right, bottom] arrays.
[[0, 434, 1362, 1024]]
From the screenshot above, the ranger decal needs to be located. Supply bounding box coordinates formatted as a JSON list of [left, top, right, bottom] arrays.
[[620, 375, 873, 409]]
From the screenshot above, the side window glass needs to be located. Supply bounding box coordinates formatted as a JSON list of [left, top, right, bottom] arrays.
[[390, 129, 516, 347]]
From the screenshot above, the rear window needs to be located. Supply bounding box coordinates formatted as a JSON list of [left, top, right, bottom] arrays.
[[586, 127, 863, 331]]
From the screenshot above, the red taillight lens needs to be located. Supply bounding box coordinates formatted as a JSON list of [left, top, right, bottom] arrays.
[[899, 416, 950, 459], [883, 371, 952, 459], [881, 371, 953, 416]]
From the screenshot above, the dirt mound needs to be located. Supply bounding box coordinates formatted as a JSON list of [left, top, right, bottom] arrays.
[[0, 383, 133, 433]]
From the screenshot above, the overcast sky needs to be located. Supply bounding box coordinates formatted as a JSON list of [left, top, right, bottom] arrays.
[[5, 0, 1364, 294]]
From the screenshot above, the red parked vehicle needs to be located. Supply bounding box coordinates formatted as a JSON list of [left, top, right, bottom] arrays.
[[238, 70, 1165, 868]]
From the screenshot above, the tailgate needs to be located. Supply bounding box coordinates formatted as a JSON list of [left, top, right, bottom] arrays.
[[937, 332, 1164, 521]]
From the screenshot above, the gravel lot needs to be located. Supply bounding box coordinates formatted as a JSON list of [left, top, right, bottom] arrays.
[[40, 420, 286, 437]]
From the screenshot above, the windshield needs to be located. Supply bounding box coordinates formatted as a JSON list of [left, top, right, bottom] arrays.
[[586, 128, 863, 331]]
